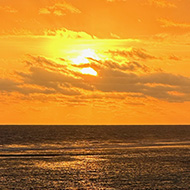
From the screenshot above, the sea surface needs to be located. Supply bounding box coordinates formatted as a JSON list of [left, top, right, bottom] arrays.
[[0, 125, 190, 190]]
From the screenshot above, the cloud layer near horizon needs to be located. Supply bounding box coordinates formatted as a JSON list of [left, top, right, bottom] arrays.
[[1, 48, 190, 103]]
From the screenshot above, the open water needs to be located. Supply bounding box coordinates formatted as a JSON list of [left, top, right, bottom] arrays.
[[0, 125, 189, 189]]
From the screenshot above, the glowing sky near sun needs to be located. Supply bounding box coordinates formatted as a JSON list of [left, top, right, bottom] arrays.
[[0, 0, 190, 124]]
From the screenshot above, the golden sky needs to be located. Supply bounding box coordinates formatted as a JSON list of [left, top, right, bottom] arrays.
[[1, 0, 190, 124]]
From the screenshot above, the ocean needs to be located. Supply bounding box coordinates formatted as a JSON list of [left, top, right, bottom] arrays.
[[0, 125, 189, 189]]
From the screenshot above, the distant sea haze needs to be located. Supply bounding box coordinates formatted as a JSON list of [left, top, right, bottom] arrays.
[[0, 125, 190, 189]]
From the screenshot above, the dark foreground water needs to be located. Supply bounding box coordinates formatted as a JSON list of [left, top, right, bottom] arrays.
[[0, 125, 189, 190]]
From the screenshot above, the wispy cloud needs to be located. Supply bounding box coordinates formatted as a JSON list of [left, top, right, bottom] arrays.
[[147, 0, 176, 8], [0, 6, 17, 13], [169, 55, 181, 61], [107, 48, 157, 60], [107, 0, 176, 8], [159, 18, 190, 28], [110, 33, 121, 39], [44, 28, 97, 39], [39, 2, 81, 16]]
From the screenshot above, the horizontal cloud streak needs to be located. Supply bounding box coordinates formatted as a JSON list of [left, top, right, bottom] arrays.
[[1, 53, 190, 103], [39, 2, 81, 16], [44, 28, 97, 39], [159, 18, 190, 29], [107, 48, 157, 60]]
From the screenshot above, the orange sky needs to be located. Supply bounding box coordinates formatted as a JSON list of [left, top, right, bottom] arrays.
[[1, 0, 190, 124]]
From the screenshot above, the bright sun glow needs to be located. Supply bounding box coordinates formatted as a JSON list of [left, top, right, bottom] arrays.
[[81, 67, 97, 76], [72, 48, 100, 65], [71, 48, 99, 76]]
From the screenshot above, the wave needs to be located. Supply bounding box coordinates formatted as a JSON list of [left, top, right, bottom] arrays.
[[0, 141, 190, 158]]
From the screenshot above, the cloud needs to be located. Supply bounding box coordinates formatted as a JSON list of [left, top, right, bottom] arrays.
[[74, 56, 190, 102], [89, 70, 190, 102], [107, 48, 157, 60], [71, 54, 190, 102], [17, 56, 95, 93], [169, 55, 181, 61], [0, 79, 20, 92], [44, 28, 97, 39], [0, 27, 97, 39], [18, 66, 92, 91], [110, 33, 121, 39], [0, 56, 91, 96], [1, 54, 190, 103], [0, 78, 55, 95], [147, 0, 176, 8], [0, 6, 17, 13], [79, 58, 151, 73], [39, 8, 51, 15], [39, 2, 81, 16], [107, 0, 176, 8], [159, 18, 190, 28]]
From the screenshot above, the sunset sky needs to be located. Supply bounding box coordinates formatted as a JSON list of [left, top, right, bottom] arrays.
[[1, 0, 190, 124]]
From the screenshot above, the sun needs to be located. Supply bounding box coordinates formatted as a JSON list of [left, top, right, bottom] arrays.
[[71, 48, 100, 65], [70, 48, 99, 76], [82, 49, 99, 59], [81, 67, 97, 76]]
